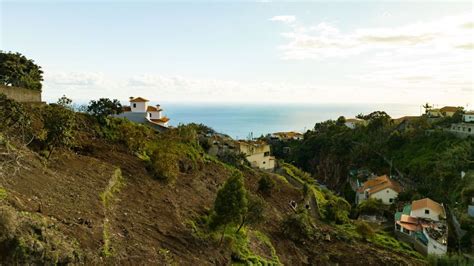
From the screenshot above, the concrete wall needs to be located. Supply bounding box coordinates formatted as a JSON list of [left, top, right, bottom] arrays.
[[0, 85, 42, 102], [411, 207, 441, 221]]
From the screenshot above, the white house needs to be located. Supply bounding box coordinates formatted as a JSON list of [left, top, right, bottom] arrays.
[[463, 111, 474, 122], [237, 141, 275, 171], [394, 198, 448, 256], [115, 97, 170, 130], [410, 198, 446, 222], [449, 123, 474, 137], [356, 175, 402, 205]]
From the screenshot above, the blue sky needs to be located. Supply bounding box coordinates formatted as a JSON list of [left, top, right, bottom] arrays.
[[1, 1, 473, 106]]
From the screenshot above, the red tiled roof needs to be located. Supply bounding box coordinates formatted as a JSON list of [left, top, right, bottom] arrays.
[[357, 175, 402, 194], [412, 198, 445, 217], [440, 106, 460, 113], [130, 97, 149, 102], [150, 117, 170, 123], [147, 106, 158, 112]]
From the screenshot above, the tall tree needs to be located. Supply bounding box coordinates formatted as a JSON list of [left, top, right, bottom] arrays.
[[210, 171, 248, 244], [0, 51, 43, 91]]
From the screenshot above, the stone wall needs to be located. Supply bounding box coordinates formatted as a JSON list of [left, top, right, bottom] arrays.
[[0, 85, 42, 103]]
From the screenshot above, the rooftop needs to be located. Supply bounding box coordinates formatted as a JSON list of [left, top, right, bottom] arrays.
[[130, 97, 150, 102], [412, 198, 445, 218], [357, 175, 402, 195]]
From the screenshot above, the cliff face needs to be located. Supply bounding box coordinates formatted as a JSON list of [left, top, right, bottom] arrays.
[[0, 111, 423, 265]]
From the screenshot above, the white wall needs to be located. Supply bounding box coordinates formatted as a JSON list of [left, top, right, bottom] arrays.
[[411, 208, 440, 221], [370, 188, 398, 205], [425, 231, 447, 255], [246, 153, 275, 170], [131, 101, 147, 112], [463, 114, 474, 122], [148, 111, 162, 119]]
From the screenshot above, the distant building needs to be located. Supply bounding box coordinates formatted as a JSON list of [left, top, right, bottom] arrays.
[[270, 131, 304, 140], [427, 106, 461, 118], [394, 198, 447, 256], [114, 96, 170, 130], [344, 118, 366, 129], [463, 111, 474, 123], [356, 175, 402, 205], [449, 123, 474, 138], [237, 141, 275, 171]]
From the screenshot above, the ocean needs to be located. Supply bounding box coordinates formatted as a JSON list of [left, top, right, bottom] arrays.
[[162, 103, 422, 139]]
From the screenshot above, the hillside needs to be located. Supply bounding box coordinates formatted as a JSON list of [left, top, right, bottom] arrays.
[[0, 97, 426, 265]]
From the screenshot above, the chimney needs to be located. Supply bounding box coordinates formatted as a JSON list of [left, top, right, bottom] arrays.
[[129, 96, 134, 101]]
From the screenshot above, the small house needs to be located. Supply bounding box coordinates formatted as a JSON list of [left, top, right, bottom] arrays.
[[237, 140, 275, 171], [356, 175, 402, 205], [114, 96, 170, 130]]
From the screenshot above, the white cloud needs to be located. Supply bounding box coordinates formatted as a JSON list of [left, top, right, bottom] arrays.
[[269, 15, 296, 24], [274, 13, 473, 59]]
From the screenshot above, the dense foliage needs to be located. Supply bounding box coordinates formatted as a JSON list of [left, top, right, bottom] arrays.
[[0, 51, 43, 91]]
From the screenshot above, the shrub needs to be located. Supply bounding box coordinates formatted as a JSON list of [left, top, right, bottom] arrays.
[[355, 221, 375, 240], [281, 211, 314, 243], [325, 196, 351, 224], [41, 104, 76, 159], [258, 175, 275, 195], [357, 198, 385, 216], [86, 98, 122, 123], [0, 206, 18, 242]]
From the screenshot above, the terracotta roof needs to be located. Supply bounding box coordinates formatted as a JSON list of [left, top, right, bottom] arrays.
[[122, 106, 131, 112], [357, 175, 402, 194], [150, 117, 170, 123], [400, 214, 418, 224], [273, 131, 303, 138], [465, 111, 474, 115], [397, 221, 421, 232], [440, 106, 460, 113], [411, 198, 445, 217], [130, 97, 149, 102], [147, 106, 159, 112]]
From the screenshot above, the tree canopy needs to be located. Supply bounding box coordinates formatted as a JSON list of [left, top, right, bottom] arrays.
[[0, 51, 43, 91]]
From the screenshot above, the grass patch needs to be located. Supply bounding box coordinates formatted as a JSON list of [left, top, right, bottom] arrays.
[[100, 168, 124, 208], [102, 219, 113, 257], [0, 187, 7, 201]]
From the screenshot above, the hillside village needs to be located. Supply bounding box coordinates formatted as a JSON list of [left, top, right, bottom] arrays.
[[0, 51, 473, 264]]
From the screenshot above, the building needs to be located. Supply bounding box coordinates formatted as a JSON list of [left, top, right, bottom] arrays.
[[463, 111, 474, 123], [427, 106, 461, 118], [344, 118, 366, 129], [270, 131, 304, 140], [394, 198, 447, 256], [114, 96, 170, 130], [237, 141, 275, 171], [449, 123, 474, 138], [440, 106, 461, 117], [356, 175, 402, 205]]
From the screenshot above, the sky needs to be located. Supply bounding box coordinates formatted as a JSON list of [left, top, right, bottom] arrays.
[[1, 1, 473, 106]]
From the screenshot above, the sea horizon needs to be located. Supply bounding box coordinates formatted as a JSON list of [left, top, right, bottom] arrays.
[[159, 102, 423, 139]]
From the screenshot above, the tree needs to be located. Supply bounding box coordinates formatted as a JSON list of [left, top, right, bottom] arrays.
[[357, 198, 385, 216], [42, 104, 76, 159], [0, 51, 43, 91], [86, 98, 122, 121], [57, 95, 73, 110], [209, 171, 248, 244], [236, 194, 265, 233]]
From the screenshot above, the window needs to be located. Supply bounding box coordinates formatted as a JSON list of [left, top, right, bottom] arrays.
[[150, 113, 152, 117], [389, 198, 393, 203], [264, 151, 270, 157], [263, 161, 266, 164], [133, 103, 136, 108], [387, 190, 389, 193], [425, 209, 430, 214]]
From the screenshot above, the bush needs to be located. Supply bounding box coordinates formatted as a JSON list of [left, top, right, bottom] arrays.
[[281, 211, 314, 243], [357, 198, 385, 216], [0, 206, 18, 242], [355, 221, 375, 240], [258, 175, 275, 195], [41, 104, 76, 159], [325, 196, 351, 224], [148, 149, 180, 182]]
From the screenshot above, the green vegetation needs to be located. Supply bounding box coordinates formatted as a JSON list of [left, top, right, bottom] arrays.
[[210, 171, 248, 243], [0, 187, 7, 201], [227, 229, 280, 265], [41, 104, 76, 159], [86, 98, 123, 122], [100, 168, 125, 208], [427, 253, 473, 266], [258, 174, 276, 195], [0, 51, 43, 91], [281, 210, 314, 243]]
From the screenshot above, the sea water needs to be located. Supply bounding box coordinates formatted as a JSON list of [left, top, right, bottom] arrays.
[[162, 102, 422, 139]]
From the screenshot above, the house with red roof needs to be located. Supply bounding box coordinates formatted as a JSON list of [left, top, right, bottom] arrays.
[[115, 96, 170, 130], [355, 175, 402, 205], [394, 198, 448, 256]]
